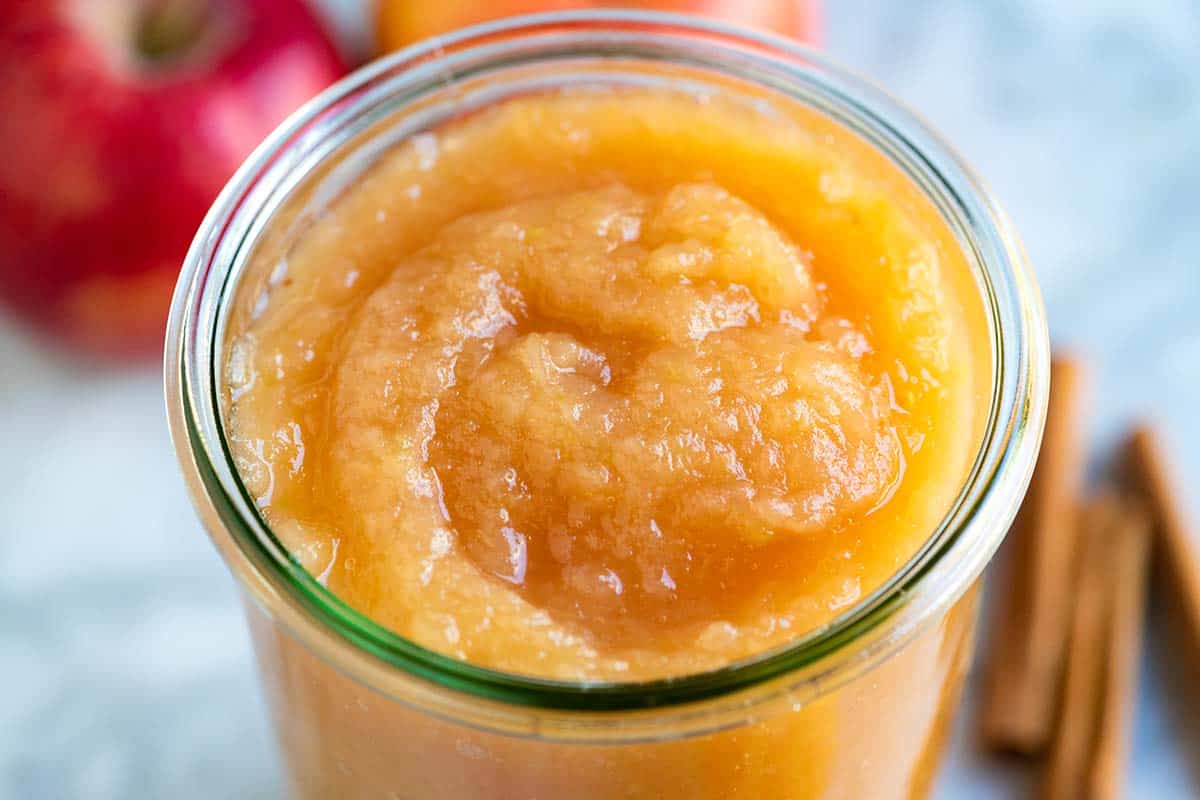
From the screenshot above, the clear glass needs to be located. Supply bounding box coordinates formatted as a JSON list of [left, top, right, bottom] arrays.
[[165, 11, 1049, 799]]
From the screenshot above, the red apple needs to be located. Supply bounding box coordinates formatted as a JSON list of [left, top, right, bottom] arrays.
[[0, 0, 348, 360], [376, 1, 821, 54]]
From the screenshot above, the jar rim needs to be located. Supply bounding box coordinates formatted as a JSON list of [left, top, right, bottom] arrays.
[[165, 9, 1048, 734]]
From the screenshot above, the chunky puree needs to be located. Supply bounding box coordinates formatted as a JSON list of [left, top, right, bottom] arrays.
[[226, 88, 988, 681]]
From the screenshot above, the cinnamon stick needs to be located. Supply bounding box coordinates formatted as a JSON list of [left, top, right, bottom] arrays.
[[1089, 501, 1151, 800], [1039, 493, 1116, 800], [982, 355, 1089, 754], [1124, 425, 1200, 655]]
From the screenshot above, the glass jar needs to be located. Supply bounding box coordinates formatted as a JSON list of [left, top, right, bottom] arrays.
[[165, 11, 1048, 800]]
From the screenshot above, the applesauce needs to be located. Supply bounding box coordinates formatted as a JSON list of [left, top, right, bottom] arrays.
[[167, 12, 1048, 800], [226, 86, 986, 681]]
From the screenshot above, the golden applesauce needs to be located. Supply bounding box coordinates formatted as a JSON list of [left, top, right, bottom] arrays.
[[224, 87, 989, 683]]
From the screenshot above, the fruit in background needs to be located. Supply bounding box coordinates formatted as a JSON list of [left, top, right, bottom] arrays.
[[0, 0, 348, 360], [375, 1, 821, 54]]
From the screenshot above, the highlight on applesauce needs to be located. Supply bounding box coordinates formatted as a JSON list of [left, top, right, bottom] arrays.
[[222, 85, 992, 681]]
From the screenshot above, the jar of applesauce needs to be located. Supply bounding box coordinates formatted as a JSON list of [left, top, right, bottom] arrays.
[[166, 11, 1048, 800]]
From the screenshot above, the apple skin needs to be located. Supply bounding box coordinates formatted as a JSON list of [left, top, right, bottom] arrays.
[[0, 0, 348, 360], [377, 1, 821, 53]]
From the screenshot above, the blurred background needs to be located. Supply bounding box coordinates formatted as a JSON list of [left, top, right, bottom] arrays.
[[2, 0, 1198, 797]]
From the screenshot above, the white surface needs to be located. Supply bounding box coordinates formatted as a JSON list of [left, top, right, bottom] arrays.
[[3, 1, 1199, 797]]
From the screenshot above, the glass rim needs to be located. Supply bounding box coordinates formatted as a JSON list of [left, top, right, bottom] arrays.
[[165, 9, 1049, 725]]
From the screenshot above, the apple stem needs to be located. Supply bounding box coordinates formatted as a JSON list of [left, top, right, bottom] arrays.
[[136, 0, 212, 63]]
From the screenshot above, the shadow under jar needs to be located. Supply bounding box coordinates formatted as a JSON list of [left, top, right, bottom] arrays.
[[165, 11, 1049, 800]]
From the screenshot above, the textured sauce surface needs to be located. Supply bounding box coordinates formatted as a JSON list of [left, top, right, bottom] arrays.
[[225, 88, 989, 680]]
